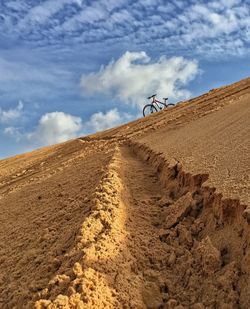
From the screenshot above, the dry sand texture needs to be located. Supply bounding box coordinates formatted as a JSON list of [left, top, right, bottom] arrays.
[[0, 77, 249, 308]]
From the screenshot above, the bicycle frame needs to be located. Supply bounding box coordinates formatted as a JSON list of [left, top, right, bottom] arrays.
[[151, 97, 167, 110], [143, 95, 173, 117]]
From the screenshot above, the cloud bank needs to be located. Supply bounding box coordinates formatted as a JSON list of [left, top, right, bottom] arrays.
[[1, 0, 249, 57], [81, 51, 199, 107], [27, 112, 82, 145], [4, 108, 130, 148], [85, 108, 132, 132]]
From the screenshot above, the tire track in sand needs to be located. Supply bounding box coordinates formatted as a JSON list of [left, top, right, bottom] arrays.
[[117, 145, 172, 308], [35, 144, 170, 308], [36, 142, 247, 308]]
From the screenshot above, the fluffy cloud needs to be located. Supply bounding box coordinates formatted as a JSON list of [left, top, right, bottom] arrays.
[[3, 108, 132, 149], [85, 108, 132, 132], [27, 112, 82, 145], [0, 101, 23, 124], [81, 51, 199, 107]]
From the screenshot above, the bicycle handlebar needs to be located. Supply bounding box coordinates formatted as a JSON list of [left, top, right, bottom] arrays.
[[147, 94, 169, 101], [147, 94, 157, 99]]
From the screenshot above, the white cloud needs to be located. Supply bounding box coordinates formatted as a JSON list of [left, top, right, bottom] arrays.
[[0, 101, 23, 124], [1, 0, 249, 57], [85, 108, 133, 132], [18, 0, 71, 26], [27, 112, 82, 145], [5, 1, 30, 11], [74, 0, 84, 6], [81, 51, 199, 108], [219, 0, 242, 8], [4, 126, 22, 141], [3, 108, 133, 149]]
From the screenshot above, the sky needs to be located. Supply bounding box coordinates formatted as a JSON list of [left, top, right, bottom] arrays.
[[0, 0, 249, 159]]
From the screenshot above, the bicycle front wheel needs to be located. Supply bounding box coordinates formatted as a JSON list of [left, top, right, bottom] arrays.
[[143, 104, 157, 117]]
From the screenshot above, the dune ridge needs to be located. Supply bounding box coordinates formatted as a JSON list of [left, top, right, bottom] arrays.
[[0, 77, 249, 308]]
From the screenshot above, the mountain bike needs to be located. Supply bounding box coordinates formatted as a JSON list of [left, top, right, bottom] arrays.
[[143, 94, 174, 117]]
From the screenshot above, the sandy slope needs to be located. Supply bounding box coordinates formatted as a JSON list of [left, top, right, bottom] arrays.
[[0, 77, 249, 308]]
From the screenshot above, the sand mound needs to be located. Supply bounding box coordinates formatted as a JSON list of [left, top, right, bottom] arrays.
[[0, 77, 249, 308]]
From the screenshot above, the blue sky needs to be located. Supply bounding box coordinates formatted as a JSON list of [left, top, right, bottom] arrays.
[[0, 0, 249, 158]]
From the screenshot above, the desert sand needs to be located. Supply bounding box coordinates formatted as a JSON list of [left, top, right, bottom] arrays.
[[0, 77, 249, 308]]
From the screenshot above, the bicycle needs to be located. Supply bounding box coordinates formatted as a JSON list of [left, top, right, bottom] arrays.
[[143, 94, 174, 117]]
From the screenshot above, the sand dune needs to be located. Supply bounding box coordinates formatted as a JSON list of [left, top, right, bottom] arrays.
[[0, 77, 249, 308]]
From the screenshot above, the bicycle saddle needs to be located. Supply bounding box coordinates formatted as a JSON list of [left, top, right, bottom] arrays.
[[163, 97, 168, 100], [147, 94, 157, 99]]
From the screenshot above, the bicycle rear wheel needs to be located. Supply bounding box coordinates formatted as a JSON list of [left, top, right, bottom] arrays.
[[143, 104, 157, 117], [166, 103, 174, 108]]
